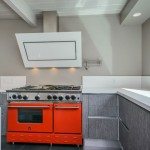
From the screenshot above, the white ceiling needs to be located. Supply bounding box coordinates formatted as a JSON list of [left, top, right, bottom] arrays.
[[121, 0, 150, 25], [0, 0, 128, 19]]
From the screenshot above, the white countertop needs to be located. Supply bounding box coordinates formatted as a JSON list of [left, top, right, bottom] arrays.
[[82, 87, 150, 112], [118, 88, 150, 111], [0, 89, 6, 93]]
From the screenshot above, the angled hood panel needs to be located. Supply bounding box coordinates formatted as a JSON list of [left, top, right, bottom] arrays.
[[16, 32, 82, 68]]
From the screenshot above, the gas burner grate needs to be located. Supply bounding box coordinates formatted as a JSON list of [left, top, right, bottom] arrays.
[[11, 85, 81, 91], [13, 86, 37, 91]]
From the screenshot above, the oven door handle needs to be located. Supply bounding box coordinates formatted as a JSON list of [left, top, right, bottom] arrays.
[[54, 106, 79, 109], [8, 106, 51, 108]]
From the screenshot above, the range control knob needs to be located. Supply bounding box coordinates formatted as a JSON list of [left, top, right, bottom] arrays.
[[18, 95, 22, 99], [58, 96, 63, 101], [23, 95, 28, 100], [53, 95, 57, 100], [47, 95, 52, 100], [71, 95, 76, 100], [65, 95, 70, 100], [35, 95, 40, 100], [12, 94, 17, 99]]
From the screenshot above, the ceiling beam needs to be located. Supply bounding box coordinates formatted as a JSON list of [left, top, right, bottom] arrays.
[[120, 0, 139, 24], [120, 0, 150, 25], [3, 0, 37, 26]]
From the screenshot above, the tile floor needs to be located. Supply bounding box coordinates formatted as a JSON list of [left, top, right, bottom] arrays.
[[1, 136, 82, 150], [1, 136, 122, 150]]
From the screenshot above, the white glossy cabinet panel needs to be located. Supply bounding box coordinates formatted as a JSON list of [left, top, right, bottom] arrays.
[[16, 32, 82, 68], [25, 42, 76, 60]]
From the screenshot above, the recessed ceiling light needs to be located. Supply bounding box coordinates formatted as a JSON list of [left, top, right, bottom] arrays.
[[133, 13, 142, 17]]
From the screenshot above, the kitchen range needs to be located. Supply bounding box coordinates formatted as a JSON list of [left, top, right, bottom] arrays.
[[1, 0, 150, 149], [6, 85, 82, 146]]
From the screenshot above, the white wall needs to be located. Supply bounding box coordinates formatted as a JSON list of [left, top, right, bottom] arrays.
[[141, 76, 150, 89], [0, 15, 142, 85], [0, 76, 26, 90], [83, 76, 142, 89], [142, 18, 150, 75], [82, 76, 142, 93]]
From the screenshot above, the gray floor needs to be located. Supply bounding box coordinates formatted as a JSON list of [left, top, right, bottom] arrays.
[[2, 136, 122, 150], [1, 136, 83, 150], [84, 139, 122, 150]]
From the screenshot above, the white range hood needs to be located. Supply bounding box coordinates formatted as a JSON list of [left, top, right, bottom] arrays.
[[16, 32, 82, 68], [15, 11, 82, 68]]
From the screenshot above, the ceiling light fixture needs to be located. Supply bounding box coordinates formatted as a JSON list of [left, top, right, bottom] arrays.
[[133, 13, 142, 17]]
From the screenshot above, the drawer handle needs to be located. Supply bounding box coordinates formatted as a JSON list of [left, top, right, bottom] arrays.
[[8, 106, 51, 108], [119, 118, 129, 132], [54, 106, 79, 109], [28, 127, 31, 131]]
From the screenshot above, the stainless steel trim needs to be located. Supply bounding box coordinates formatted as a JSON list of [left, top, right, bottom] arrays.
[[88, 116, 118, 119], [8, 106, 51, 108], [54, 106, 79, 109]]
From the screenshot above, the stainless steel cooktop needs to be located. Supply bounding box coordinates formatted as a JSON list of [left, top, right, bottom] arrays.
[[7, 85, 82, 101]]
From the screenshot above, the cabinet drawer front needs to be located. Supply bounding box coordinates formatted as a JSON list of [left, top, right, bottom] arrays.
[[89, 94, 118, 107], [53, 134, 82, 145], [7, 132, 52, 143], [88, 118, 118, 140], [119, 95, 150, 150], [54, 103, 82, 134], [119, 122, 130, 150], [119, 96, 133, 128], [89, 106, 118, 117], [82, 95, 89, 138]]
